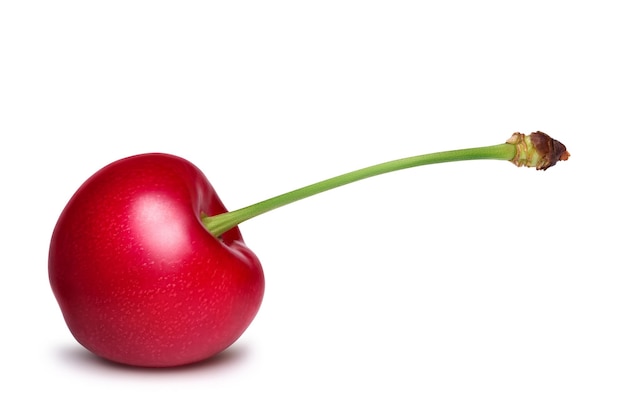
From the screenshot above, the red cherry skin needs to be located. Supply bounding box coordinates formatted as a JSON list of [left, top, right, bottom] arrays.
[[49, 153, 264, 367]]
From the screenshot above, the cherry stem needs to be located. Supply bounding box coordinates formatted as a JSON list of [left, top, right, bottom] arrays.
[[202, 142, 519, 238]]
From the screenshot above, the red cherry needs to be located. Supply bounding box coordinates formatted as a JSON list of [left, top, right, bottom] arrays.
[[49, 133, 568, 368], [49, 153, 264, 367]]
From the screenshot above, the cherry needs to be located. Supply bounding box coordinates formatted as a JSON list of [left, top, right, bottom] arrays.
[[49, 132, 568, 367]]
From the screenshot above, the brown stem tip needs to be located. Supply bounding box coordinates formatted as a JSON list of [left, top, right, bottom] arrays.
[[506, 131, 570, 170]]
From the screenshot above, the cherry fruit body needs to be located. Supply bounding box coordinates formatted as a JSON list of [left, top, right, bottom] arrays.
[[49, 153, 264, 367]]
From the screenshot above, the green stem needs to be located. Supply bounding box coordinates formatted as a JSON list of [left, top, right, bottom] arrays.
[[202, 143, 516, 237]]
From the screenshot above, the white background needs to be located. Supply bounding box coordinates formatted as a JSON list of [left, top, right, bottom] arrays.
[[1, 1, 625, 416]]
